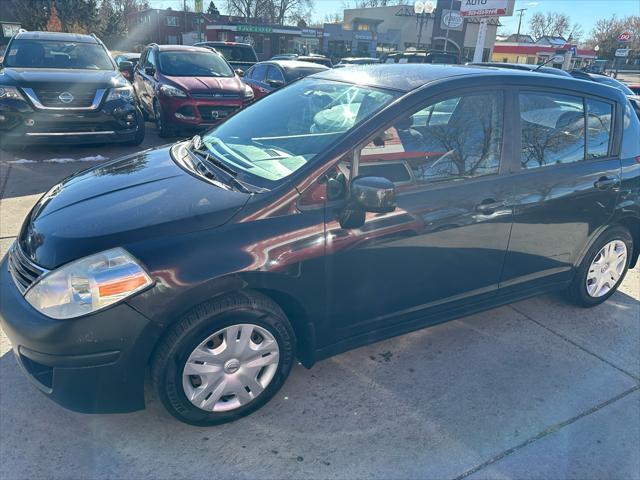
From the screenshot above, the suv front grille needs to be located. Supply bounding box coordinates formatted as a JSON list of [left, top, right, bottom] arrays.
[[7, 243, 48, 295], [192, 92, 242, 100], [32, 87, 98, 108]]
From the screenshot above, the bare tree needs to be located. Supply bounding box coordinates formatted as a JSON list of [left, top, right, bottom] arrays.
[[529, 12, 581, 41], [586, 15, 639, 60]]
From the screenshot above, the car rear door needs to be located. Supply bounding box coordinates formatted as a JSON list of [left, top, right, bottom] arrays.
[[322, 88, 515, 343], [244, 64, 270, 98], [499, 88, 622, 294]]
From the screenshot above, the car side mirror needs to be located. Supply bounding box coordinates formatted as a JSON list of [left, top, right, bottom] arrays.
[[235, 68, 245, 77], [267, 79, 285, 89], [119, 61, 134, 78], [350, 175, 396, 213], [144, 66, 155, 76]]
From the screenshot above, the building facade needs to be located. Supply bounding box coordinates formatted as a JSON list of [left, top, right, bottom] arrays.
[[492, 41, 597, 69], [322, 2, 500, 61], [126, 9, 208, 47]]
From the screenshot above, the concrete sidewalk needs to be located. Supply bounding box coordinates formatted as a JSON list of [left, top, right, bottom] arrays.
[[0, 158, 638, 480]]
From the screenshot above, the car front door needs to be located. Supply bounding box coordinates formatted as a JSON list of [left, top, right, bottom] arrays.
[[136, 48, 157, 114], [322, 89, 515, 344], [499, 89, 622, 293], [244, 64, 269, 99]]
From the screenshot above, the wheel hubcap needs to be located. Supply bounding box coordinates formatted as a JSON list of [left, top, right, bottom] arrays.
[[182, 324, 280, 412], [586, 240, 627, 298]]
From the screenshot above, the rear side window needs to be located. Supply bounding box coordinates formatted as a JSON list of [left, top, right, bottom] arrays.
[[249, 64, 267, 81], [621, 100, 640, 159], [586, 98, 613, 159], [520, 92, 585, 168]]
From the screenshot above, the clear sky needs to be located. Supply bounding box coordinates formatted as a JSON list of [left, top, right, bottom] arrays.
[[150, 0, 639, 33]]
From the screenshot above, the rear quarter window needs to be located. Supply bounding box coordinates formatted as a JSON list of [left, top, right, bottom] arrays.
[[621, 100, 640, 159]]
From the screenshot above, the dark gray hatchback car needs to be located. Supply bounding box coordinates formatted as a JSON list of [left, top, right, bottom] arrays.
[[1, 65, 639, 426]]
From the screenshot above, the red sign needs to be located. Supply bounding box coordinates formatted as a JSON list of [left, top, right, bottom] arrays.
[[618, 31, 632, 42]]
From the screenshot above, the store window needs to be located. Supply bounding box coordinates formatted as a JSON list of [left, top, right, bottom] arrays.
[[166, 16, 178, 27]]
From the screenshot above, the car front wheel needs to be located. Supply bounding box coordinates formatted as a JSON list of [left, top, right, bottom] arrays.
[[151, 291, 295, 426], [566, 225, 633, 307]]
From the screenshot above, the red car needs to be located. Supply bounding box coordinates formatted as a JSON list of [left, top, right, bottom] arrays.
[[628, 84, 640, 95], [133, 44, 254, 137]]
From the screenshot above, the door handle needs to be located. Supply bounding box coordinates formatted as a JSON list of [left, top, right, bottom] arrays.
[[475, 199, 506, 215], [594, 176, 620, 190]]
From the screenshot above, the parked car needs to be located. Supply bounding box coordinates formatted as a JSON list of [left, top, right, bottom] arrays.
[[466, 61, 572, 77], [1, 65, 639, 426], [194, 41, 258, 75], [628, 84, 640, 95], [334, 57, 380, 68], [271, 53, 333, 68], [381, 50, 459, 64], [569, 70, 636, 95], [113, 52, 141, 82], [243, 60, 328, 100], [133, 44, 254, 137], [0, 30, 144, 148]]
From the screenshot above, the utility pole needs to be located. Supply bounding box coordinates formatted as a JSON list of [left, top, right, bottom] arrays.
[[515, 8, 526, 42], [443, 0, 454, 53], [183, 0, 187, 44]]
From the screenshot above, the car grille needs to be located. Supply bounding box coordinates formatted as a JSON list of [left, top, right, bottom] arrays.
[[32, 87, 97, 108], [198, 105, 239, 121], [7, 243, 48, 295], [192, 92, 242, 100]]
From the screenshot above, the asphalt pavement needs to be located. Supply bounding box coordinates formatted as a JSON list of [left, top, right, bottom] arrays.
[[0, 124, 638, 480]]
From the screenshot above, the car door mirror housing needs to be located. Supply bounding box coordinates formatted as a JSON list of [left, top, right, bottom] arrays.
[[118, 61, 134, 77], [144, 66, 156, 76], [350, 176, 396, 213], [267, 79, 285, 89], [235, 68, 245, 77]]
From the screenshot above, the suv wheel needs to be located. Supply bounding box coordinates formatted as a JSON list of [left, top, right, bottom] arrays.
[[566, 225, 633, 307], [125, 110, 145, 146], [154, 99, 173, 138], [151, 291, 295, 426]]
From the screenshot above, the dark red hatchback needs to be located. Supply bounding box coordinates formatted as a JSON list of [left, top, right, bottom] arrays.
[[133, 44, 254, 137]]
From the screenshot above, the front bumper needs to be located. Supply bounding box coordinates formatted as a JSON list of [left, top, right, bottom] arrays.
[[160, 96, 246, 129], [0, 98, 143, 146], [0, 255, 160, 413]]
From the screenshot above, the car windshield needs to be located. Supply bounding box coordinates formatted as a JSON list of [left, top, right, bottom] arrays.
[[595, 76, 634, 95], [4, 39, 113, 70], [211, 45, 257, 63], [200, 78, 399, 185], [159, 51, 233, 77]]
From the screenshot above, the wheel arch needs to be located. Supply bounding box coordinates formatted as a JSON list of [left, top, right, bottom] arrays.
[[616, 216, 640, 268]]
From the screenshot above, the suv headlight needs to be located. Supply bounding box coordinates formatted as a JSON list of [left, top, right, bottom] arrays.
[[243, 84, 254, 100], [106, 85, 134, 102], [160, 84, 187, 97], [25, 248, 153, 320], [0, 86, 25, 101]]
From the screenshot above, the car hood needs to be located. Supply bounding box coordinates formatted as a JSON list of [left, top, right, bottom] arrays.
[[165, 75, 244, 94], [0, 67, 127, 89], [18, 146, 251, 269]]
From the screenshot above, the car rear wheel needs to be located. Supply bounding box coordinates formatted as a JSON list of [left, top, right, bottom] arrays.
[[566, 225, 633, 307], [153, 99, 173, 138], [151, 291, 295, 426]]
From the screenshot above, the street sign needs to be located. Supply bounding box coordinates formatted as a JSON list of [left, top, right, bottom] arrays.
[[615, 48, 630, 57], [617, 31, 632, 42], [460, 0, 513, 17], [570, 45, 577, 56]]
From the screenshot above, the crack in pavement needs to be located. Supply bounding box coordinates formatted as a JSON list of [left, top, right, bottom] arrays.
[[453, 384, 640, 480], [510, 304, 640, 382]]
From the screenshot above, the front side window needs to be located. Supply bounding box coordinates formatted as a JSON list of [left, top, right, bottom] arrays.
[[200, 79, 399, 184], [158, 51, 233, 77], [520, 92, 585, 169], [359, 92, 504, 185], [4, 39, 113, 70], [586, 98, 613, 159]]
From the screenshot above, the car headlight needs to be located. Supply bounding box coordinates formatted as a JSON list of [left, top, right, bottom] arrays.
[[243, 84, 254, 100], [25, 248, 153, 320], [106, 85, 134, 102], [0, 86, 25, 101], [160, 84, 187, 97]]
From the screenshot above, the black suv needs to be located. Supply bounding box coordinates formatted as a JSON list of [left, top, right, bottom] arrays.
[[0, 31, 144, 148]]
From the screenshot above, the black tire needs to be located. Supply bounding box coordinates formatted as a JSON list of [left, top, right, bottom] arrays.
[[566, 225, 633, 307], [153, 99, 173, 138], [151, 291, 296, 426], [125, 111, 146, 146]]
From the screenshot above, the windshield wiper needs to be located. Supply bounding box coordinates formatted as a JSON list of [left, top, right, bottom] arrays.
[[187, 136, 252, 193]]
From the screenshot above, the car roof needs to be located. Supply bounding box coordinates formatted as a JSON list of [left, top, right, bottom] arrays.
[[469, 62, 572, 77], [15, 31, 99, 43], [156, 45, 214, 53], [196, 41, 252, 47], [263, 60, 329, 70], [311, 64, 627, 101]]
